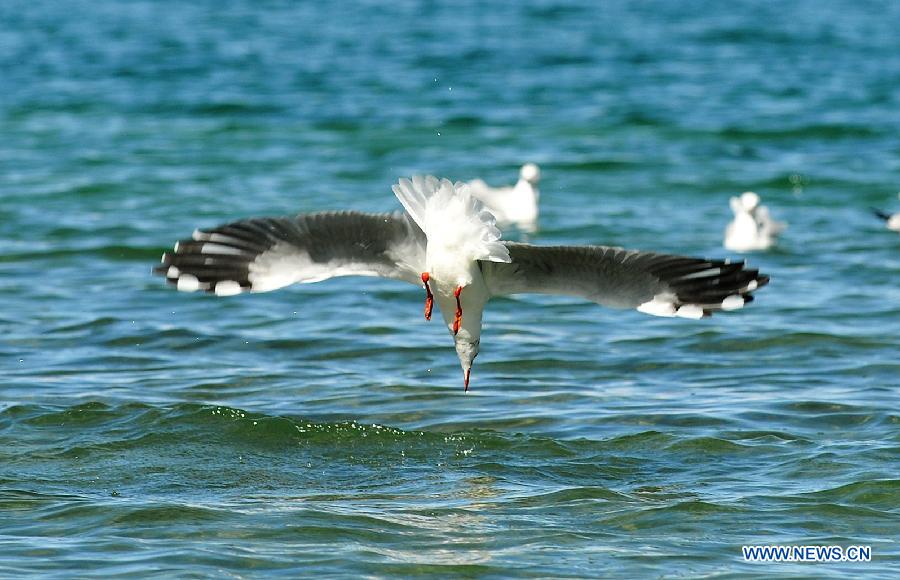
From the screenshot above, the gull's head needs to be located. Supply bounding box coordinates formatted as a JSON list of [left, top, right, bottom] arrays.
[[520, 163, 541, 185], [454, 338, 479, 392], [740, 191, 760, 211]]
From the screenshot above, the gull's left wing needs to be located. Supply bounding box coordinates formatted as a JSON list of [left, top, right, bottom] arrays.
[[155, 211, 426, 295]]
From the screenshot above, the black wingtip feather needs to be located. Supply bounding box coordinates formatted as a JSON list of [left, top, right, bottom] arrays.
[[154, 235, 259, 294], [649, 253, 769, 315]]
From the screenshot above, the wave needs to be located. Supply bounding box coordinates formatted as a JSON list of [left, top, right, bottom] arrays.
[[0, 244, 162, 263]]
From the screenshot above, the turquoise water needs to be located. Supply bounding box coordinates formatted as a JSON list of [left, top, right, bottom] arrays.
[[2, 0, 899, 577]]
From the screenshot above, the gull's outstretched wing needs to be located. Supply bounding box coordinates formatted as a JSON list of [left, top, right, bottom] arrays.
[[481, 243, 768, 318], [871, 208, 900, 232], [155, 211, 426, 295], [871, 208, 892, 222]]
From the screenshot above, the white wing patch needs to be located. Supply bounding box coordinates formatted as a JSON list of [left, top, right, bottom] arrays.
[[636, 295, 710, 318], [176, 273, 200, 292], [199, 243, 246, 256], [637, 292, 747, 319], [247, 242, 383, 292], [675, 304, 705, 319], [214, 280, 243, 297], [192, 230, 246, 245], [637, 294, 678, 317], [721, 295, 745, 311]]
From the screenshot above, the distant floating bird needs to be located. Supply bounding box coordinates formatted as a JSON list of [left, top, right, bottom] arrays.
[[872, 208, 900, 232], [466, 163, 541, 231], [724, 191, 786, 252], [156, 176, 769, 391]]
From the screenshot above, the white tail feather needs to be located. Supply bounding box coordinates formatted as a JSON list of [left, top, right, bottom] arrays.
[[392, 176, 510, 264], [392, 175, 435, 231]]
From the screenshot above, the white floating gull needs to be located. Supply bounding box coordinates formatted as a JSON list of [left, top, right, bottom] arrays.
[[872, 208, 900, 232], [466, 163, 541, 232], [724, 191, 786, 252], [156, 176, 769, 391]]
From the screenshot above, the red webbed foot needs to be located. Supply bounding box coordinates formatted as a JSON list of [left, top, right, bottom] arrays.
[[421, 272, 433, 321], [453, 285, 463, 335]]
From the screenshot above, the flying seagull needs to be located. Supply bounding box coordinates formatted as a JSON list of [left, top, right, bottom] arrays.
[[872, 208, 900, 232], [466, 163, 541, 232], [155, 176, 769, 390], [724, 191, 786, 252]]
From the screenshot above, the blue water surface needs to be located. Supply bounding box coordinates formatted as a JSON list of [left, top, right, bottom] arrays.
[[1, 0, 898, 577]]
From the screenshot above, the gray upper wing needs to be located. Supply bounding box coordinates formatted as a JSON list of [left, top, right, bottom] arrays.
[[155, 211, 426, 295], [481, 243, 768, 317]]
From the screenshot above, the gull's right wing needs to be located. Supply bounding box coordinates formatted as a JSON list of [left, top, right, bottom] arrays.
[[481, 242, 768, 318]]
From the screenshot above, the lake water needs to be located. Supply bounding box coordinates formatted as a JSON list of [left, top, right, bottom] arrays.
[[1, 0, 898, 577]]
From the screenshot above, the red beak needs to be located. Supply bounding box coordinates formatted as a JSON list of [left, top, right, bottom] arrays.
[[464, 368, 471, 392]]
